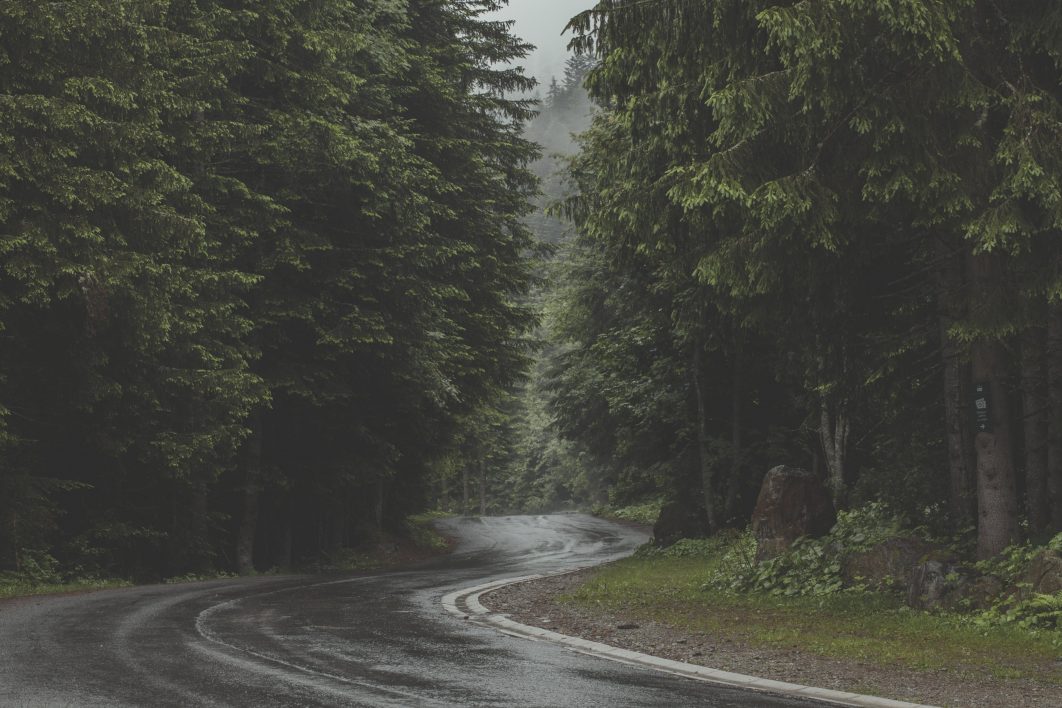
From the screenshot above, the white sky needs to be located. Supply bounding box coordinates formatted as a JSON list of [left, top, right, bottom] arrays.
[[485, 0, 598, 91]]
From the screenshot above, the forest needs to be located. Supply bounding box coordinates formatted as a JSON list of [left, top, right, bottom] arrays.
[[496, 0, 1062, 562], [2, 0, 1062, 587], [0, 0, 537, 580]]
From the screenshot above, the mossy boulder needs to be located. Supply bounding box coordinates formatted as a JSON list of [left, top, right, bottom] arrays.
[[842, 536, 936, 591], [907, 560, 1004, 611], [751, 466, 836, 561], [1024, 550, 1062, 596]]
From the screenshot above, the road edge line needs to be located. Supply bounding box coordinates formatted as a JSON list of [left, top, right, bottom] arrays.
[[443, 573, 937, 708]]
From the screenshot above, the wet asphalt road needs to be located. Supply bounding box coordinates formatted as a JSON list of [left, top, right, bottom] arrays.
[[0, 514, 825, 707]]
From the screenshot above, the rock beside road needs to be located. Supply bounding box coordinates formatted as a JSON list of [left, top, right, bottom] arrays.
[[750, 466, 836, 561]]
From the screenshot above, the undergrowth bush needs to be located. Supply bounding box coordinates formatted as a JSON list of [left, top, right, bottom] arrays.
[[593, 499, 663, 526], [405, 514, 451, 551], [971, 532, 1062, 634], [704, 503, 912, 597], [636, 531, 747, 560]]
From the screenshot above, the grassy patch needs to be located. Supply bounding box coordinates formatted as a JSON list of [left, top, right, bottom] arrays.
[[563, 552, 1062, 682], [0, 577, 131, 600]]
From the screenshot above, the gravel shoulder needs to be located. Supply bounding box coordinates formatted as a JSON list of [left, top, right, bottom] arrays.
[[484, 568, 1060, 708]]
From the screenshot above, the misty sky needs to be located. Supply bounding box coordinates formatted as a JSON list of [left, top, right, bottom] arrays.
[[486, 0, 597, 91]]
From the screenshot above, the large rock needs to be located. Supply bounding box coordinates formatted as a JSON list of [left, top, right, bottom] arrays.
[[907, 560, 962, 610], [1025, 550, 1062, 595], [842, 536, 936, 591], [907, 560, 1003, 611], [750, 465, 836, 560], [652, 498, 708, 547]]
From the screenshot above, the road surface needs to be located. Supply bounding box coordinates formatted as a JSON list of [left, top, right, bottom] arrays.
[[0, 514, 825, 706]]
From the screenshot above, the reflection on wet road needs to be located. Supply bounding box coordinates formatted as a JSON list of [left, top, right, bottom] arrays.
[[0, 514, 824, 706]]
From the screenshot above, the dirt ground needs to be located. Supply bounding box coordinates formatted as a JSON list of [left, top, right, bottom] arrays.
[[484, 569, 1062, 708]]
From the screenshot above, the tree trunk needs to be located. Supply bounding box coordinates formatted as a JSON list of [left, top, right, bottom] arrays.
[[968, 251, 1020, 558], [276, 518, 292, 570], [1048, 305, 1062, 531], [374, 478, 385, 529], [236, 415, 262, 575], [1021, 320, 1049, 535], [478, 463, 486, 517], [693, 336, 719, 534], [462, 465, 470, 516], [723, 339, 743, 523], [188, 483, 211, 573], [820, 401, 849, 507], [938, 237, 976, 526]]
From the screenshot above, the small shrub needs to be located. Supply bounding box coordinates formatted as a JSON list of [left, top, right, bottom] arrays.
[[9, 549, 62, 585]]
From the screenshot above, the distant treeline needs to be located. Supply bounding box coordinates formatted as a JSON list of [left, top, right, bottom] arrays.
[[528, 1, 1062, 557], [0, 1, 536, 578]]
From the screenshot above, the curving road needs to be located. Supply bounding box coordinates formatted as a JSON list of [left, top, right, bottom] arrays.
[[0, 514, 824, 707]]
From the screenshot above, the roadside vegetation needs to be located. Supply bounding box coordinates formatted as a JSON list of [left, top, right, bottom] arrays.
[[564, 510, 1062, 681], [0, 514, 455, 600], [592, 500, 663, 527]]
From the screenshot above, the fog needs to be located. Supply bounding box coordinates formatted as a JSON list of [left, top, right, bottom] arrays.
[[486, 0, 597, 90]]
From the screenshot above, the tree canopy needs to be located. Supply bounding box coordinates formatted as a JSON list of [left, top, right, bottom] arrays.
[[0, 0, 537, 578]]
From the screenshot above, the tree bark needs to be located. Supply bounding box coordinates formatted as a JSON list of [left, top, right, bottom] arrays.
[[723, 338, 743, 523], [968, 251, 1020, 558], [236, 415, 262, 575], [1048, 304, 1062, 531], [276, 518, 292, 570], [374, 478, 385, 529], [938, 237, 976, 526], [820, 400, 849, 507], [1021, 320, 1049, 535], [188, 483, 211, 573], [462, 465, 470, 516], [693, 335, 719, 534]]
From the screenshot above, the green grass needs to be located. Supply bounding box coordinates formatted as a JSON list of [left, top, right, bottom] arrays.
[[563, 553, 1062, 683], [0, 577, 131, 600]]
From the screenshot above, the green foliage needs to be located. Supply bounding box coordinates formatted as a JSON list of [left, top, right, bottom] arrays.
[[544, 0, 1062, 554], [975, 533, 1062, 586], [404, 514, 452, 553], [975, 592, 1062, 635], [971, 534, 1062, 635], [10, 549, 61, 586], [593, 499, 663, 527], [708, 504, 909, 597], [637, 530, 751, 562], [0, 0, 538, 578]]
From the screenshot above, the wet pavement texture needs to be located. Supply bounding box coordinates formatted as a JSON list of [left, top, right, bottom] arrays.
[[0, 514, 826, 706]]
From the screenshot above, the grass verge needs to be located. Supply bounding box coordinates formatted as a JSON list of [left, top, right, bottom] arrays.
[[562, 551, 1062, 683], [0, 577, 131, 601]]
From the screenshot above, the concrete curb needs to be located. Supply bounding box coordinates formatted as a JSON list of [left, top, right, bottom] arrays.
[[442, 572, 936, 708]]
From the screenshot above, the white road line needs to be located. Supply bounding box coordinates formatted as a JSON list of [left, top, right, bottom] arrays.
[[441, 573, 937, 708], [195, 577, 447, 706]]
